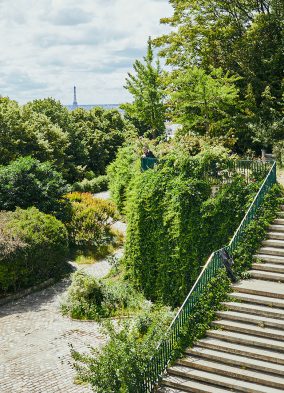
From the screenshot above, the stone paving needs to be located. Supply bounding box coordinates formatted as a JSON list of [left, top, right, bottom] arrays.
[[0, 190, 127, 392]]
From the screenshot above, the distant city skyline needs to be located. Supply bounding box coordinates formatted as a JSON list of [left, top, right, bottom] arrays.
[[0, 0, 172, 105]]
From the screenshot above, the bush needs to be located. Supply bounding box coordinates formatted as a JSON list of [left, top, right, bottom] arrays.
[[0, 156, 68, 216], [107, 145, 140, 213], [61, 271, 149, 320], [72, 175, 109, 193], [71, 308, 173, 393], [64, 192, 117, 250], [0, 207, 68, 293]]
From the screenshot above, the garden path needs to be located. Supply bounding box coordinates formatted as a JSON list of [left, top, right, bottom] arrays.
[[0, 191, 126, 393]]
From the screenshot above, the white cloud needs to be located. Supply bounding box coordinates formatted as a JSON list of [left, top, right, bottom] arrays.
[[0, 0, 172, 104]]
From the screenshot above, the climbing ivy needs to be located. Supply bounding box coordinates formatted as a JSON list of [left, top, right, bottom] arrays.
[[125, 160, 256, 307]]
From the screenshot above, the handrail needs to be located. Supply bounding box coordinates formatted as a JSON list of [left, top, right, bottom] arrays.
[[139, 160, 277, 392]]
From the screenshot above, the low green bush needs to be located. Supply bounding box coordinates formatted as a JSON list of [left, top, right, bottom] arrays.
[[64, 192, 117, 250], [0, 207, 68, 293], [61, 270, 149, 321], [71, 307, 173, 393], [72, 175, 109, 193], [0, 156, 68, 216]]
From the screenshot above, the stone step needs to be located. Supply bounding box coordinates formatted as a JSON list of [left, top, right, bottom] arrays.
[[161, 375, 235, 393], [185, 347, 284, 376], [263, 239, 284, 248], [259, 246, 284, 256], [270, 224, 284, 233], [274, 218, 284, 225], [233, 279, 284, 299], [254, 254, 284, 264], [268, 232, 284, 240], [230, 292, 284, 307], [252, 263, 284, 273], [212, 319, 284, 341], [177, 357, 284, 389], [250, 269, 284, 282], [197, 337, 284, 365], [277, 211, 284, 218], [167, 365, 283, 393], [223, 301, 284, 319], [207, 330, 284, 352], [216, 310, 284, 329]]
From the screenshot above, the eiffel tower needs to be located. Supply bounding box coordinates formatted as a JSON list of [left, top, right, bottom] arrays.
[[73, 86, 78, 108]]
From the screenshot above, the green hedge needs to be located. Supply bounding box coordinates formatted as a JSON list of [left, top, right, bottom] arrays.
[[0, 207, 68, 293], [125, 164, 257, 307], [72, 175, 109, 193]]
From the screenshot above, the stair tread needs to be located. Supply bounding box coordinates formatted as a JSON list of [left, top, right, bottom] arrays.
[[252, 262, 284, 270], [197, 337, 284, 363], [250, 269, 284, 281], [207, 329, 284, 350], [216, 310, 284, 327], [230, 291, 284, 306], [223, 301, 284, 317], [177, 356, 284, 386], [212, 318, 284, 339], [259, 246, 284, 253], [254, 254, 284, 264], [233, 279, 284, 298], [162, 375, 233, 393], [270, 224, 284, 228], [167, 365, 283, 393]]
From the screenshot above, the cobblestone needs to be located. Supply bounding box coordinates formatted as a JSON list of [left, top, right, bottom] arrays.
[[0, 192, 126, 392], [0, 278, 102, 392]]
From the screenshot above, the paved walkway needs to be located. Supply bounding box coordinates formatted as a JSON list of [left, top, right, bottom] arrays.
[[0, 191, 126, 392]]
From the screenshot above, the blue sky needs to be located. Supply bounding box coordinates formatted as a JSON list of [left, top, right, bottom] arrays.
[[0, 0, 172, 105]]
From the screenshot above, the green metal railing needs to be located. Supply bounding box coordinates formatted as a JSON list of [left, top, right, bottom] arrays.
[[141, 157, 272, 185], [139, 161, 277, 393]]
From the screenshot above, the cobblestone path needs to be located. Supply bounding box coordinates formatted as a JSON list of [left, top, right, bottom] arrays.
[[1, 191, 127, 392], [0, 278, 102, 392]]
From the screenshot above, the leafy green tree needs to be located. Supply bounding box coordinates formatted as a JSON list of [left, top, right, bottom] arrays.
[[70, 107, 126, 175], [156, 0, 284, 150], [0, 97, 28, 164], [0, 156, 68, 216], [169, 66, 240, 136], [122, 38, 166, 139]]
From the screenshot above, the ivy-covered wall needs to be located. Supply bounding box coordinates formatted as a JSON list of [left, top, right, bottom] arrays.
[[125, 162, 258, 307]]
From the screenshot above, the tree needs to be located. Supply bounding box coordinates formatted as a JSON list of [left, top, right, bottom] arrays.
[[122, 38, 166, 139], [156, 0, 284, 151], [169, 67, 240, 137]]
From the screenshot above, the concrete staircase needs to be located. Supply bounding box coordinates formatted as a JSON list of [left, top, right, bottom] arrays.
[[159, 207, 284, 392]]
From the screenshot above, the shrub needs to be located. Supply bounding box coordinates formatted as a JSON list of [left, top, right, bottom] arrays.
[[71, 308, 173, 393], [72, 175, 109, 193], [0, 156, 68, 216], [64, 192, 117, 250], [107, 145, 140, 213], [61, 271, 148, 320], [0, 207, 68, 293]]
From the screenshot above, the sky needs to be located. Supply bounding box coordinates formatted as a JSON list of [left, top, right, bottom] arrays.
[[0, 0, 172, 105]]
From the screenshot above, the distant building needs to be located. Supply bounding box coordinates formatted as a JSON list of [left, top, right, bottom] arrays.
[[72, 86, 78, 108]]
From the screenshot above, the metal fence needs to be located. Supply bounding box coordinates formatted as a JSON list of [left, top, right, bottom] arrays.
[[139, 160, 277, 392], [141, 157, 273, 185]]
